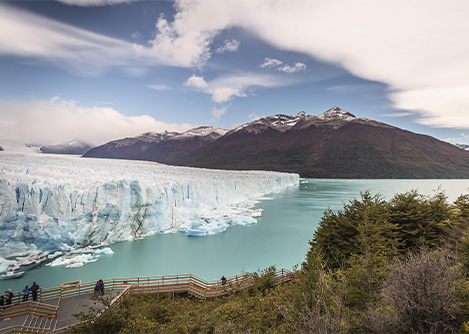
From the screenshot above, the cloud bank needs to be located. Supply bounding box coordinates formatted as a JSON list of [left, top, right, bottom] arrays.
[[164, 0, 469, 129], [0, 2, 215, 72], [0, 3, 141, 75], [2, 1, 469, 129], [0, 98, 194, 145]]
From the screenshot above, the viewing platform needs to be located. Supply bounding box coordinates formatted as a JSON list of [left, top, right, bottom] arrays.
[[0, 268, 294, 333]]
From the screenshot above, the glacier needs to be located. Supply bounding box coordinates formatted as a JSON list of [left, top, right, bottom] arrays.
[[0, 143, 299, 274]]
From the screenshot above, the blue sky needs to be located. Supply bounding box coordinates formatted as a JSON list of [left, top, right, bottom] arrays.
[[0, 0, 468, 145]]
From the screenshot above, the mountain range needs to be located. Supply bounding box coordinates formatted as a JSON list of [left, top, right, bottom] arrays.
[[83, 107, 469, 178]]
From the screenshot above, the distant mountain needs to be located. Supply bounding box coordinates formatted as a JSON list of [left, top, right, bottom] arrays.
[[84, 107, 469, 178], [40, 140, 94, 155], [0, 146, 3, 151], [455, 143, 469, 151], [83, 126, 227, 164]]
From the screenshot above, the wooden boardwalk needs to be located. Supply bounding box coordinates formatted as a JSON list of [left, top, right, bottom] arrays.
[[0, 268, 294, 333]]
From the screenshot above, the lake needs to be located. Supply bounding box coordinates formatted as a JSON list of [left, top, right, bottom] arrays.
[[1, 179, 468, 292]]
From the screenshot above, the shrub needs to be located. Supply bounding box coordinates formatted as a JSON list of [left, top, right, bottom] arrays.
[[367, 248, 463, 334]]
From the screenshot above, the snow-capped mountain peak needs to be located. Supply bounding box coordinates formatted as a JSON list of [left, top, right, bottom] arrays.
[[317, 107, 356, 121], [231, 111, 307, 135], [136, 131, 178, 141], [174, 126, 228, 140], [454, 143, 469, 151], [267, 111, 307, 128]]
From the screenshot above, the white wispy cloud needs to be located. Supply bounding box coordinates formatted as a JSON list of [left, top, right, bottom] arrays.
[[0, 2, 213, 70], [211, 87, 246, 103], [56, 0, 136, 6], [184, 74, 244, 103], [327, 84, 381, 95], [260, 58, 283, 68], [0, 3, 141, 75], [139, 13, 216, 68], [0, 2, 215, 73], [383, 111, 415, 118], [248, 112, 260, 121], [444, 133, 469, 144], [184, 75, 209, 90], [184, 72, 291, 104], [216, 39, 240, 54], [131, 31, 143, 40], [0, 97, 194, 145], [260, 58, 306, 73], [278, 62, 306, 73], [210, 106, 228, 123], [147, 84, 171, 91]]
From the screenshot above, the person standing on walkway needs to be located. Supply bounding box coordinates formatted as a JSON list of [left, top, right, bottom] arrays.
[[98, 279, 104, 295], [23, 286, 30, 301], [94, 282, 101, 297], [221, 275, 227, 285], [30, 282, 39, 301], [5, 289, 13, 305]]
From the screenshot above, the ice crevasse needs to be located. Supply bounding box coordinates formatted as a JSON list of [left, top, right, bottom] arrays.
[[0, 147, 299, 262]]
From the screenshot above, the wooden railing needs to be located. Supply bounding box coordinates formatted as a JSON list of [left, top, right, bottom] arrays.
[[113, 268, 293, 300], [3, 268, 293, 306], [0, 324, 53, 333], [108, 284, 132, 311], [0, 301, 58, 321], [0, 268, 295, 333]]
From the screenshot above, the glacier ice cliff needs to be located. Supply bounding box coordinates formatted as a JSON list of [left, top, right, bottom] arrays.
[[0, 145, 299, 272]]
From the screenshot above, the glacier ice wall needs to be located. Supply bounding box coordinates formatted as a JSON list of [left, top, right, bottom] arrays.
[[0, 147, 299, 259]]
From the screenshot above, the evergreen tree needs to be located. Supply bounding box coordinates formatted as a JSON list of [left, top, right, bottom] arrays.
[[310, 191, 399, 269], [454, 194, 469, 220], [389, 190, 450, 252]]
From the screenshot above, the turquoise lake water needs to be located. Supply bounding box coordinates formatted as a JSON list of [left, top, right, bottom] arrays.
[[1, 179, 468, 292]]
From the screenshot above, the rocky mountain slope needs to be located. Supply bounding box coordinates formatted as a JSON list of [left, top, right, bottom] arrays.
[[84, 126, 227, 163], [84, 107, 469, 178]]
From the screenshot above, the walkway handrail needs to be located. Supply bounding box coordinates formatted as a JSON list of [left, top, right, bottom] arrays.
[[125, 268, 292, 300], [0, 324, 53, 334], [0, 301, 58, 321], [0, 268, 296, 334], [3, 268, 294, 306], [108, 284, 132, 311]]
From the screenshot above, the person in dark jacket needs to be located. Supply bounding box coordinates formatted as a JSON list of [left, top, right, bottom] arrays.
[[30, 282, 40, 301], [98, 279, 104, 295], [5, 289, 13, 305], [94, 282, 101, 296]]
